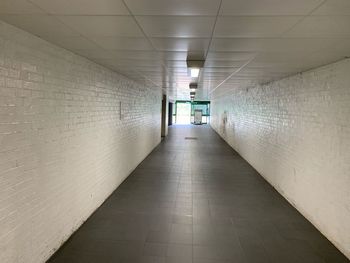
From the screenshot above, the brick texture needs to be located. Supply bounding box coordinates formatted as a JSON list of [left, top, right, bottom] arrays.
[[0, 21, 161, 263], [211, 58, 350, 259]]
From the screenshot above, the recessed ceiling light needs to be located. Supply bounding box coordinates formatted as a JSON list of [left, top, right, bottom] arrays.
[[187, 58, 205, 79], [190, 68, 200, 78]]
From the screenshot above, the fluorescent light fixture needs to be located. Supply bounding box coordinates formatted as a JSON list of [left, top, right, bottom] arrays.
[[190, 68, 200, 78], [187, 58, 204, 78], [189, 83, 198, 89], [190, 83, 197, 92]]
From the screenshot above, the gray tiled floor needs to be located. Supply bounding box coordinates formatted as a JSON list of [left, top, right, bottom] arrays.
[[48, 125, 349, 263]]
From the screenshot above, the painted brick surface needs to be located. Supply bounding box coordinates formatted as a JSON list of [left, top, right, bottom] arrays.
[[0, 21, 161, 263], [210, 59, 350, 259]]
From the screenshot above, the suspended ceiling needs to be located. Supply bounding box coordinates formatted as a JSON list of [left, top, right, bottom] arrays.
[[0, 0, 350, 100]]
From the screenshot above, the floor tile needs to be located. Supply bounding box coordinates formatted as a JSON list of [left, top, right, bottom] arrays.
[[47, 125, 349, 263]]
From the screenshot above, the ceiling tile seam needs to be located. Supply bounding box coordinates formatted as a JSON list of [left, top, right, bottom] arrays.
[[199, 0, 222, 97], [26, 0, 130, 16], [209, 56, 257, 95], [217, 14, 320, 17], [45, 15, 133, 17], [117, 5, 157, 50], [210, 84, 251, 99], [24, 0, 131, 70], [49, 14, 339, 17], [133, 15, 218, 18], [280, 0, 329, 38], [26, 0, 162, 89], [151, 37, 212, 39], [23, 1, 104, 49], [25, 0, 54, 14], [210, 36, 341, 40], [204, 0, 223, 60], [132, 71, 161, 88], [280, 36, 350, 39], [47, 20, 118, 61], [211, 59, 349, 100], [309, 0, 330, 15], [204, 0, 331, 90], [121, 0, 172, 86], [4, 13, 336, 18]]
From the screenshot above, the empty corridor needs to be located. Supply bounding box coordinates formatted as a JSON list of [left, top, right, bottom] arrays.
[[48, 125, 349, 263]]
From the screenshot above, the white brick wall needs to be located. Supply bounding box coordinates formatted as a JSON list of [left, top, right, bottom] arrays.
[[210, 58, 350, 259], [0, 21, 162, 263]]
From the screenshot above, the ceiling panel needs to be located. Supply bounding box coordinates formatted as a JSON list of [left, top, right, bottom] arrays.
[[237, 70, 288, 79], [57, 16, 144, 37], [104, 50, 160, 60], [285, 16, 350, 37], [220, 0, 323, 15], [30, 0, 129, 15], [91, 37, 153, 50], [136, 16, 216, 38], [214, 16, 301, 37], [157, 52, 189, 61], [74, 49, 116, 59], [305, 48, 349, 66], [94, 50, 189, 61], [97, 59, 163, 68], [203, 67, 240, 73], [0, 15, 79, 38], [112, 51, 190, 61], [0, 0, 349, 101], [124, 0, 221, 15], [209, 38, 336, 52], [203, 72, 231, 78], [332, 39, 350, 56], [164, 61, 187, 67], [251, 48, 350, 74], [206, 52, 256, 61], [205, 60, 247, 68], [0, 0, 44, 14], [247, 61, 306, 70], [254, 52, 325, 63], [150, 38, 210, 52], [313, 0, 350, 15], [135, 67, 168, 73], [46, 36, 102, 50], [138, 72, 167, 78]]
